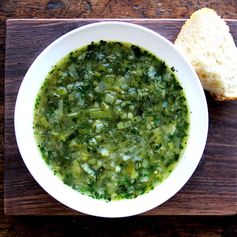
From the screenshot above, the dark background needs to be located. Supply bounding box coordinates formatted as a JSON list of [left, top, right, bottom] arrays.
[[0, 1, 237, 236]]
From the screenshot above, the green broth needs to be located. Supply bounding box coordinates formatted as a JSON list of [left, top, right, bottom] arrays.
[[34, 41, 189, 201]]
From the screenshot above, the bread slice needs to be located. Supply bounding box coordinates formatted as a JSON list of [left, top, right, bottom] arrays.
[[175, 8, 237, 101]]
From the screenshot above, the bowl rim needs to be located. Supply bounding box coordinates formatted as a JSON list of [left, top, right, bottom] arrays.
[[14, 21, 209, 218]]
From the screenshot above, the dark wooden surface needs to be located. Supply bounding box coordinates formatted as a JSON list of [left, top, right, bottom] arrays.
[[4, 19, 237, 216], [1, 1, 237, 236]]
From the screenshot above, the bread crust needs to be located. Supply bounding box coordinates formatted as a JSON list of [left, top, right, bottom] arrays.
[[212, 94, 237, 101]]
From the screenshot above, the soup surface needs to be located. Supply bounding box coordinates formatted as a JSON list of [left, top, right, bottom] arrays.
[[34, 41, 189, 201]]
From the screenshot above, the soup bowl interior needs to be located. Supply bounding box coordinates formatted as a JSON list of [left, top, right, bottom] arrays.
[[14, 22, 208, 217]]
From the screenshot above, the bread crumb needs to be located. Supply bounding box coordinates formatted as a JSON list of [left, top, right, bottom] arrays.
[[175, 8, 237, 101]]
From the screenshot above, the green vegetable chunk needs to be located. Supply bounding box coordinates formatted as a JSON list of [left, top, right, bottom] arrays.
[[34, 41, 189, 201]]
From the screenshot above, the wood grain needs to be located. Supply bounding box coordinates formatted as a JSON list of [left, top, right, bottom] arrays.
[[0, 1, 237, 236], [4, 19, 237, 216], [1, 0, 237, 19], [1, 216, 237, 237]]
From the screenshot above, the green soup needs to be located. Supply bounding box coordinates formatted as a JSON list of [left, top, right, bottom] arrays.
[[34, 41, 189, 201]]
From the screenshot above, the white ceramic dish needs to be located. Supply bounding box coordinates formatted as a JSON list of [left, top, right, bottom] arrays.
[[14, 21, 208, 218]]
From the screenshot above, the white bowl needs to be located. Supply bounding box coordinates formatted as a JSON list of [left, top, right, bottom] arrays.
[[14, 21, 208, 217]]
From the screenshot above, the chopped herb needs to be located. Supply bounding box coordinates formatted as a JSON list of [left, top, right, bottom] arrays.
[[34, 41, 189, 201]]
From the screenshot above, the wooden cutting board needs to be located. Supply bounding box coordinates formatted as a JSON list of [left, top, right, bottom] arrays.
[[4, 19, 237, 215]]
